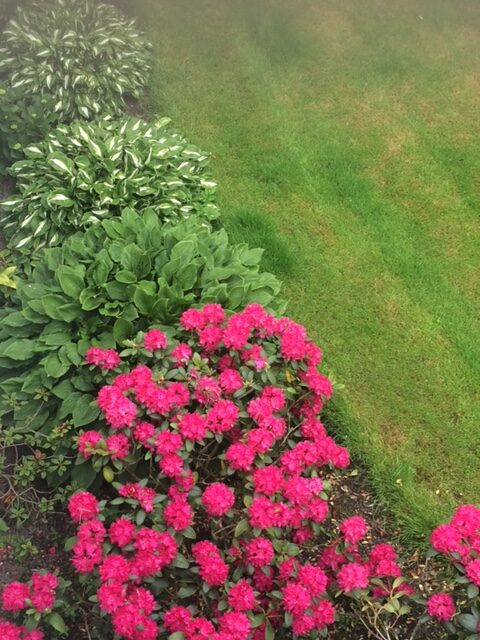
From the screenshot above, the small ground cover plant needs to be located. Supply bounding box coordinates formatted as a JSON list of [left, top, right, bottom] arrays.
[[0, 0, 151, 121], [1, 117, 217, 258]]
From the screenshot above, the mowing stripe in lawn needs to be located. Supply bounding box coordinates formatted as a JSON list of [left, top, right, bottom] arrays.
[[119, 0, 480, 538]]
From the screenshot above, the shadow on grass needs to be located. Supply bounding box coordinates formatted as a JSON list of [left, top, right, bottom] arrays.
[[224, 207, 296, 280]]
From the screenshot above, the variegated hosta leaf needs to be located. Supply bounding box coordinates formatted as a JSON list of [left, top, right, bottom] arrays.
[[0, 0, 152, 121], [1, 117, 218, 267]]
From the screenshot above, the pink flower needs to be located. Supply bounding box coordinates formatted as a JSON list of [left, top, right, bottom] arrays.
[[225, 442, 255, 471], [218, 612, 251, 640], [466, 559, 480, 586], [369, 544, 397, 565], [430, 524, 462, 554], [201, 303, 226, 325], [312, 600, 335, 629], [99, 555, 130, 583], [252, 466, 284, 496], [97, 385, 137, 429], [155, 430, 182, 455], [68, 491, 99, 522], [282, 582, 311, 614], [339, 516, 368, 545], [227, 580, 256, 611], [202, 482, 235, 517], [133, 421, 156, 449], [245, 537, 274, 567], [199, 325, 223, 351], [159, 453, 183, 477], [1, 581, 30, 611], [97, 581, 126, 614], [198, 557, 229, 586], [30, 573, 58, 612], [163, 606, 192, 632], [78, 430, 103, 457], [451, 504, 480, 536], [205, 400, 239, 434], [337, 563, 369, 592], [297, 564, 328, 596], [106, 433, 130, 459], [143, 329, 167, 351], [178, 412, 206, 441], [85, 346, 121, 370], [194, 376, 222, 405], [180, 308, 205, 331], [118, 483, 156, 512], [292, 614, 315, 635], [109, 517, 135, 547], [163, 496, 193, 531], [219, 368, 243, 394], [171, 343, 192, 364], [427, 593, 455, 621]]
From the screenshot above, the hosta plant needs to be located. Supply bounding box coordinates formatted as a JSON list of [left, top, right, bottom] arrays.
[[2, 117, 217, 258], [0, 0, 151, 121], [0, 211, 282, 462], [0, 83, 58, 170], [424, 505, 480, 638], [63, 304, 416, 639]]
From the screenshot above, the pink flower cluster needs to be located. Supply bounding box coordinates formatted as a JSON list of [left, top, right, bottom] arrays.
[[0, 621, 43, 640], [425, 504, 480, 625], [2, 573, 58, 614], [85, 346, 121, 370]]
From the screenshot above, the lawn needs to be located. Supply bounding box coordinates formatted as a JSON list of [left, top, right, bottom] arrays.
[[118, 0, 480, 538]]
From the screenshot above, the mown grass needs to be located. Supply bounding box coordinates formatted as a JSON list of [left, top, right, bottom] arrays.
[[119, 0, 480, 539]]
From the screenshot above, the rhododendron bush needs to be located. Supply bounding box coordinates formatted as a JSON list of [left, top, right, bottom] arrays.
[[64, 304, 417, 639], [425, 505, 480, 638]]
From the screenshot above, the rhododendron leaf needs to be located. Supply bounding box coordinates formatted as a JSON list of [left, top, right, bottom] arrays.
[[468, 584, 480, 599], [136, 510, 146, 526], [64, 536, 77, 552], [183, 526, 196, 539], [234, 518, 249, 538], [177, 586, 196, 599], [383, 603, 397, 614], [71, 461, 95, 489], [265, 620, 275, 640], [47, 612, 67, 634], [459, 614, 479, 632], [168, 633, 185, 640], [173, 553, 190, 569], [251, 614, 266, 627], [285, 543, 300, 556]]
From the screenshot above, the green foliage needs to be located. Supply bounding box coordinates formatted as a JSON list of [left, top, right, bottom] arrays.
[[0, 82, 58, 171], [0, 210, 283, 445], [2, 116, 218, 258], [0, 0, 151, 121]]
